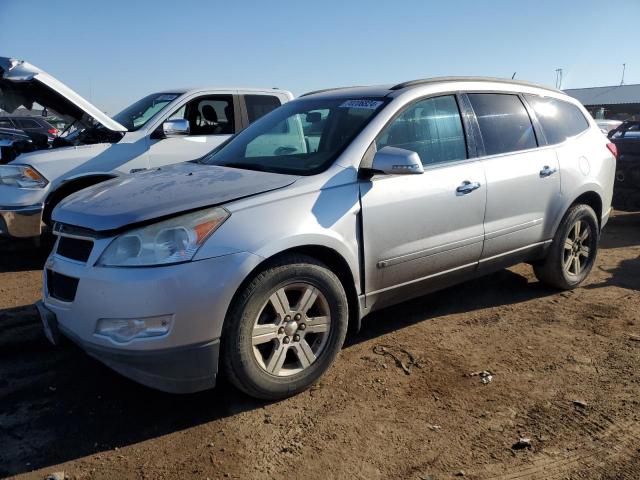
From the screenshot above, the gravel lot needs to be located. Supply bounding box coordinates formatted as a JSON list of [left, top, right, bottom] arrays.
[[1, 211, 639, 479]]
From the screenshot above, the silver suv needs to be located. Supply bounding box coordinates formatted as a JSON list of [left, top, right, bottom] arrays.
[[39, 77, 616, 399]]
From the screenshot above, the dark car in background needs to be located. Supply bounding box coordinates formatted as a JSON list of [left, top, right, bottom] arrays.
[[609, 121, 640, 210], [0, 126, 37, 163], [0, 115, 57, 144]]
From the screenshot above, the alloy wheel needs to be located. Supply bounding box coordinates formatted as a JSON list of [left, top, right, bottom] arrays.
[[251, 283, 331, 377], [562, 219, 592, 276]]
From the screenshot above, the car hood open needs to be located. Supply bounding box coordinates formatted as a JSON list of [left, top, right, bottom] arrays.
[[0, 57, 127, 133], [52, 162, 299, 231]]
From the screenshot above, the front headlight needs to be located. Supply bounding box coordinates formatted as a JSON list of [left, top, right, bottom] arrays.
[[0, 164, 48, 188], [97, 207, 230, 267]]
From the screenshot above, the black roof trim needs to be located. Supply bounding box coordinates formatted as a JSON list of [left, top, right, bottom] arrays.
[[390, 76, 563, 94], [300, 86, 367, 97]]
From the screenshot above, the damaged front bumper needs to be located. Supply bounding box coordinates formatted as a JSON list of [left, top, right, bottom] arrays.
[[0, 203, 44, 238], [40, 248, 262, 393]]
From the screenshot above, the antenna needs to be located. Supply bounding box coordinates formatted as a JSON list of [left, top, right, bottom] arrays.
[[554, 68, 563, 89], [511, 72, 516, 79], [621, 63, 626, 86]]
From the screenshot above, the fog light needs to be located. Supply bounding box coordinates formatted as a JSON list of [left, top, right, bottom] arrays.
[[95, 315, 173, 343]]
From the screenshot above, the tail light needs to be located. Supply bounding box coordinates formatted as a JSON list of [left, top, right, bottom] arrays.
[[47, 128, 58, 135], [606, 142, 617, 159]]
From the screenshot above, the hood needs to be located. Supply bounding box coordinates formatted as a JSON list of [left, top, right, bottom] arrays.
[[53, 162, 299, 231], [14, 143, 112, 181], [0, 57, 127, 132]]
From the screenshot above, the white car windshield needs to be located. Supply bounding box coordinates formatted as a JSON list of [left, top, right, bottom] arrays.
[[112, 93, 180, 131], [201, 97, 387, 175]]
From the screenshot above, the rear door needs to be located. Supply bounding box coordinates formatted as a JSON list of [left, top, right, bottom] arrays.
[[467, 93, 561, 261], [360, 94, 486, 308]]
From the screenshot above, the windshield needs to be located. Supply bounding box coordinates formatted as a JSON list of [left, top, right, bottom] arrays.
[[112, 93, 180, 131], [201, 97, 387, 175]]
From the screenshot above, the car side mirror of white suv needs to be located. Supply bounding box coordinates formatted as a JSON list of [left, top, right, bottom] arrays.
[[370, 146, 424, 175], [162, 119, 190, 137]]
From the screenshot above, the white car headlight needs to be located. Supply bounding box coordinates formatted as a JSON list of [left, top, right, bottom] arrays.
[[0, 164, 48, 188], [97, 207, 230, 267]]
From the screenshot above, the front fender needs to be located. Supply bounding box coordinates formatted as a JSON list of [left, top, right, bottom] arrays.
[[194, 181, 362, 292]]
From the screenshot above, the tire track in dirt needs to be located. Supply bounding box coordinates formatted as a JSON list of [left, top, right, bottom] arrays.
[[481, 401, 640, 479]]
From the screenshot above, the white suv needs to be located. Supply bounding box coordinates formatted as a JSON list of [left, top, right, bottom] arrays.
[[0, 57, 292, 238]]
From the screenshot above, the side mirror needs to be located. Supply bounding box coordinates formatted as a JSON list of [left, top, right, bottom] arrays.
[[162, 119, 190, 137], [370, 146, 424, 175]]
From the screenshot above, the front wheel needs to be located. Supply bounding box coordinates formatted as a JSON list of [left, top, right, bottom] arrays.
[[533, 204, 599, 290], [222, 255, 348, 400]]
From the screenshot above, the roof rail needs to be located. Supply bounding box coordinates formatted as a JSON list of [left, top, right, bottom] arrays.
[[390, 76, 563, 94]]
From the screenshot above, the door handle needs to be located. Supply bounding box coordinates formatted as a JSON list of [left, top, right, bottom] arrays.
[[456, 180, 481, 194], [539, 165, 558, 177]]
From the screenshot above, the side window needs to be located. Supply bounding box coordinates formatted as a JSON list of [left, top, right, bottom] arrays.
[[0, 118, 14, 128], [376, 95, 467, 166], [15, 118, 40, 129], [525, 95, 590, 144], [166, 95, 235, 136], [193, 96, 235, 135], [468, 93, 537, 155], [245, 95, 282, 123], [167, 105, 186, 121]]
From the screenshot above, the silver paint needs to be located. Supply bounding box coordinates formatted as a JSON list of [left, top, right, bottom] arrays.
[[44, 78, 616, 392]]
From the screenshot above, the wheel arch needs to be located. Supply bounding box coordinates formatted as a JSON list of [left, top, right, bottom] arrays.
[[572, 191, 603, 229], [551, 186, 605, 239], [224, 244, 363, 338], [43, 174, 117, 224]]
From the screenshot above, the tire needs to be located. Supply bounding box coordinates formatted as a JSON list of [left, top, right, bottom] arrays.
[[533, 204, 599, 290], [222, 254, 349, 400]]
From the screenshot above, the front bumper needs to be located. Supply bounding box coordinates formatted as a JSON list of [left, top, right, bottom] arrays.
[[42, 249, 263, 393], [37, 300, 219, 393], [0, 203, 44, 238]]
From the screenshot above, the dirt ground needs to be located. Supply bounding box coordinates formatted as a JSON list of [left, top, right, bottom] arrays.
[[1, 212, 639, 480]]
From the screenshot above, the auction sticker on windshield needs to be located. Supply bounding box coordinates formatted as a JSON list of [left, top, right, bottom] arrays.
[[340, 99, 383, 110]]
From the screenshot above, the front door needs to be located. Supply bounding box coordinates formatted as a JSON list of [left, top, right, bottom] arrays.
[[360, 95, 486, 309], [147, 94, 238, 167]]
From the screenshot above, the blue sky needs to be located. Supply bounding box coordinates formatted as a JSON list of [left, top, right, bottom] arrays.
[[1, 0, 638, 114]]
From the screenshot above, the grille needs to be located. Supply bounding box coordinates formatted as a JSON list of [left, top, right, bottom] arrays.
[[47, 270, 79, 302], [56, 236, 94, 263]]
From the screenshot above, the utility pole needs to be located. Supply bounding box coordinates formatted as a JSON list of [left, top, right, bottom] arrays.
[[555, 68, 563, 89], [621, 63, 626, 86]]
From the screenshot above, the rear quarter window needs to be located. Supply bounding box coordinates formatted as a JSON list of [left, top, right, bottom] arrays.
[[245, 95, 282, 123], [524, 95, 590, 144]]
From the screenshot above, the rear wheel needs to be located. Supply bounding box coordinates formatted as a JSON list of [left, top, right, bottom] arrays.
[[222, 255, 348, 400], [533, 204, 599, 290]]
